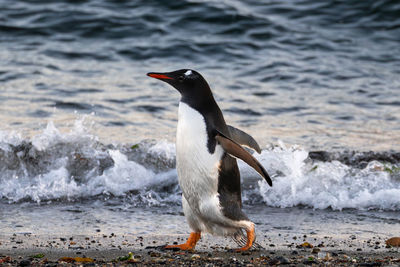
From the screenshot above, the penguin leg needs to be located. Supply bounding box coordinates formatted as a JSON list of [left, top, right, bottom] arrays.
[[165, 232, 201, 250], [235, 224, 255, 251]]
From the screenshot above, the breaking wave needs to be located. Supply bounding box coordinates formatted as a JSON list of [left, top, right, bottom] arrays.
[[0, 120, 399, 211]]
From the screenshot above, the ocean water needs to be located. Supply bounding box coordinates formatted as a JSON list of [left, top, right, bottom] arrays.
[[1, 0, 400, 238]]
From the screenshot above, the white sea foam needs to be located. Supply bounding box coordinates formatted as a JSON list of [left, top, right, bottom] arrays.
[[0, 119, 178, 204], [0, 121, 399, 210], [88, 150, 155, 196], [147, 140, 176, 162], [255, 144, 400, 211]]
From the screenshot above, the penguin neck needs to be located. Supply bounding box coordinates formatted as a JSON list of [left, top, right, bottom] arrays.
[[180, 82, 218, 112], [180, 94, 220, 123]]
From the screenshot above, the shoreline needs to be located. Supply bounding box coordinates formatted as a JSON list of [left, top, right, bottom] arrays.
[[1, 233, 399, 266], [1, 248, 399, 266]]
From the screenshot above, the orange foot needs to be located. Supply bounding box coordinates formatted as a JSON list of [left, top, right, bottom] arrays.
[[165, 232, 201, 251], [235, 225, 255, 252]]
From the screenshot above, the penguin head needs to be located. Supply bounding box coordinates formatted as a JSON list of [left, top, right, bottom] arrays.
[[147, 69, 213, 100]]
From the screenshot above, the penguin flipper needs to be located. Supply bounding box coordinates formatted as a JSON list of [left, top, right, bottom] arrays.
[[227, 125, 261, 154], [215, 130, 272, 186]]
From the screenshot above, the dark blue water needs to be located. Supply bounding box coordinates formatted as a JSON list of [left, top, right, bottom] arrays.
[[1, 0, 399, 150]]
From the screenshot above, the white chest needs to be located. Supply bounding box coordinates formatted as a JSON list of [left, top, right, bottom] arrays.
[[176, 102, 224, 205]]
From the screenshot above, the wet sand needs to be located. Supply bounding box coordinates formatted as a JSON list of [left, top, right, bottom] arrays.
[[1, 233, 399, 266]]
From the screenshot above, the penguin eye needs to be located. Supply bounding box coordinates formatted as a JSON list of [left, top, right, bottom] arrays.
[[178, 76, 184, 82]]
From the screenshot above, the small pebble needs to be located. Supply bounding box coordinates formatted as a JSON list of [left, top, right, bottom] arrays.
[[191, 254, 200, 260], [19, 259, 31, 266], [151, 257, 166, 264], [386, 237, 400, 247], [149, 251, 160, 257], [312, 248, 320, 254], [268, 258, 280, 265], [275, 256, 290, 264]]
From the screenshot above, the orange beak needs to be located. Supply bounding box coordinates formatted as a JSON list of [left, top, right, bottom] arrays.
[[147, 73, 174, 80]]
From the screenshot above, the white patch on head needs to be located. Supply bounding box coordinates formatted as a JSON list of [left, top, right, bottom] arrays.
[[184, 70, 192, 76]]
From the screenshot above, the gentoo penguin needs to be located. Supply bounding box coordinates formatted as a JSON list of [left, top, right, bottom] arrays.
[[147, 69, 272, 251]]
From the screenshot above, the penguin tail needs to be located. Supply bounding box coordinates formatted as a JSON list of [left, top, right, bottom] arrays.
[[232, 229, 263, 250]]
